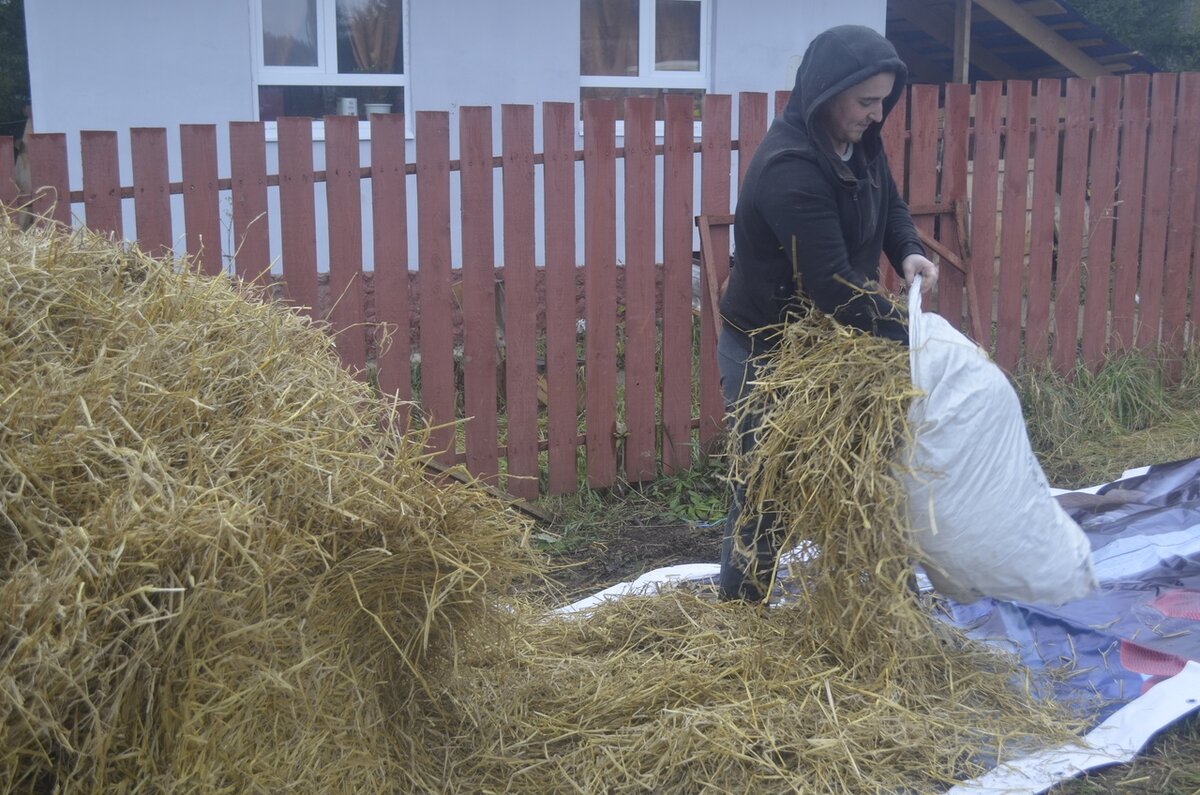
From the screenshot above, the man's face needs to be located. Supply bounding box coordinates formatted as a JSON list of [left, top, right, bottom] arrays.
[[824, 71, 895, 150]]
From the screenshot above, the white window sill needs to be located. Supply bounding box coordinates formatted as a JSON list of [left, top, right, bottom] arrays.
[[263, 118, 415, 143]]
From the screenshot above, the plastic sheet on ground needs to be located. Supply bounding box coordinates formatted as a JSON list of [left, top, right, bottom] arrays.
[[558, 456, 1200, 793]]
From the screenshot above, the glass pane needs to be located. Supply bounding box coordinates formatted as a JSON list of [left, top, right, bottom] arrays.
[[258, 85, 404, 121], [580, 86, 704, 121], [655, 0, 700, 72], [581, 0, 639, 77], [262, 0, 318, 66], [336, 0, 404, 74]]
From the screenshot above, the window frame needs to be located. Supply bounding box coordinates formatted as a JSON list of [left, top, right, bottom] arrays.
[[579, 0, 712, 137], [250, 0, 412, 141]]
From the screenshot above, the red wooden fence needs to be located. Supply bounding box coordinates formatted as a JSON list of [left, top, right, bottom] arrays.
[[5, 75, 1200, 500]]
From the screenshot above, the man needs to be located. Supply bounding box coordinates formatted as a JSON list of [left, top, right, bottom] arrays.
[[717, 24, 938, 602]]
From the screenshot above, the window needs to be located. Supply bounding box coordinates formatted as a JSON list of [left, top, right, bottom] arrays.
[[253, 0, 408, 135], [580, 0, 710, 124]]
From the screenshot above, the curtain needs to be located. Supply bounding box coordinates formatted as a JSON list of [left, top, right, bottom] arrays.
[[581, 0, 638, 77], [345, 0, 402, 73]]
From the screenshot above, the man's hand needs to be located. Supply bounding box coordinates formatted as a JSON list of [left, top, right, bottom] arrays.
[[902, 254, 938, 293]]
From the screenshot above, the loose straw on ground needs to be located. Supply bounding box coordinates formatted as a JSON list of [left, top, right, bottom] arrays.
[[417, 308, 1092, 793]]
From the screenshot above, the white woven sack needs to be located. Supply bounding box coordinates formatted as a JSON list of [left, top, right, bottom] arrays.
[[900, 278, 1096, 605]]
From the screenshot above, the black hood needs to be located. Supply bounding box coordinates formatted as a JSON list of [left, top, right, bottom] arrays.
[[782, 25, 907, 160]]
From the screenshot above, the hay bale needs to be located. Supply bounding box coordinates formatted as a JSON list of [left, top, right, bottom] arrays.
[[0, 221, 535, 792]]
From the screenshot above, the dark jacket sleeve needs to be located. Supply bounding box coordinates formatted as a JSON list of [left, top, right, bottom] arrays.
[[882, 163, 926, 277], [755, 157, 908, 343]]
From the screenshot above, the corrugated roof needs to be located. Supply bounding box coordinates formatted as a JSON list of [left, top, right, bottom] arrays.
[[886, 0, 1160, 84]]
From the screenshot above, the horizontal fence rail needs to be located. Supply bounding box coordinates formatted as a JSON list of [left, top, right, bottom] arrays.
[[4, 76, 1200, 499]]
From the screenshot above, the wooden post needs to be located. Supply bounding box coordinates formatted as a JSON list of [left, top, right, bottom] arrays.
[[953, 0, 972, 83]]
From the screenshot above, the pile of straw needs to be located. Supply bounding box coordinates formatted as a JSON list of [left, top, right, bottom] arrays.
[[418, 312, 1088, 793], [0, 221, 534, 792]]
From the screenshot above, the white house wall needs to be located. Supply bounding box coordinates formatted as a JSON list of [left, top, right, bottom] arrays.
[[24, 0, 886, 273]]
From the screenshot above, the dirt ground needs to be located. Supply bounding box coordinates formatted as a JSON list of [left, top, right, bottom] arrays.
[[542, 519, 727, 602]]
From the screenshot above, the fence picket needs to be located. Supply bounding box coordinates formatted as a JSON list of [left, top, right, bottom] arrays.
[[1081, 77, 1121, 369], [371, 114, 411, 406], [27, 133, 70, 226], [774, 90, 789, 119], [995, 81, 1031, 371], [583, 100, 618, 489], [699, 94, 731, 450], [180, 124, 222, 275], [880, 87, 907, 295], [276, 118, 319, 314], [939, 84, 970, 331], [737, 92, 767, 189], [130, 127, 173, 257], [323, 115, 368, 375], [622, 97, 658, 484], [460, 107, 500, 481], [907, 85, 938, 307], [661, 95, 695, 475], [1111, 75, 1150, 352], [1136, 73, 1177, 350], [968, 82, 1002, 350], [0, 137, 14, 215], [1161, 73, 1200, 357], [415, 111, 456, 462], [1052, 79, 1091, 373], [229, 121, 271, 285], [1026, 79, 1062, 362], [500, 105, 539, 499], [542, 102, 579, 494], [81, 130, 122, 237]]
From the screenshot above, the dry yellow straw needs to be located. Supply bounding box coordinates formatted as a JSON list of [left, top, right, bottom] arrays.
[[0, 219, 536, 792], [412, 308, 1090, 793]]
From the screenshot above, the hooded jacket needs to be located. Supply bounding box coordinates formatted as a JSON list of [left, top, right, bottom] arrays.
[[719, 25, 925, 348]]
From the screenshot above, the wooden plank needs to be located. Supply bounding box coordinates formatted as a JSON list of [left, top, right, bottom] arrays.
[[907, 85, 939, 304], [1135, 72, 1177, 350], [736, 92, 767, 190], [1160, 72, 1200, 356], [370, 113, 411, 405], [0, 137, 15, 216], [995, 80, 1031, 371], [459, 106, 499, 481], [323, 115, 368, 375], [228, 121, 271, 285], [1051, 78, 1091, 373], [699, 94, 731, 451], [622, 96, 658, 484], [661, 94, 695, 475], [939, 83, 970, 330], [1080, 76, 1120, 369], [500, 105, 539, 500], [27, 133, 70, 226], [1025, 78, 1062, 363], [80, 130, 122, 237], [583, 99, 618, 489], [130, 127, 173, 258], [1110, 74, 1149, 352], [968, 82, 1002, 352], [180, 124, 222, 275], [774, 90, 789, 119], [276, 117, 320, 314], [880, 86, 908, 294], [542, 102, 579, 494], [415, 111, 457, 462]]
